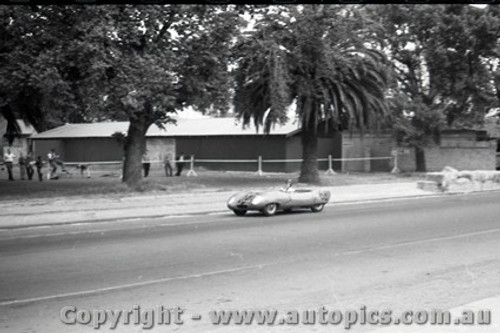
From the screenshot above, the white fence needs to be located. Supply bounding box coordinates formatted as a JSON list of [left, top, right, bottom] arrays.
[[2, 155, 398, 179], [185, 155, 396, 176]]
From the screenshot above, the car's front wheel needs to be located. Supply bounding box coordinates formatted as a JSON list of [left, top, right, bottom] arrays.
[[262, 203, 278, 216], [232, 209, 247, 216], [311, 204, 325, 213]]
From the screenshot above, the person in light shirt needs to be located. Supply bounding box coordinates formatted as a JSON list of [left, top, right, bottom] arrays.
[[47, 149, 67, 179], [3, 148, 15, 181]]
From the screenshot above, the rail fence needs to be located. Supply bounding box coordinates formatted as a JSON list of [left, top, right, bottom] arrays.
[[185, 155, 396, 176], [1, 155, 398, 179]]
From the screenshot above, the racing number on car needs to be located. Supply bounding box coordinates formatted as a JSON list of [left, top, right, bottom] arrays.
[[319, 191, 329, 201]]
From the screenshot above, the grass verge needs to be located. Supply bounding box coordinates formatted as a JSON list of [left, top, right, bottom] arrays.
[[0, 169, 424, 202]]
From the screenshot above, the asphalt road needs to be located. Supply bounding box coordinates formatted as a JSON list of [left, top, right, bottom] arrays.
[[1, 192, 500, 332]]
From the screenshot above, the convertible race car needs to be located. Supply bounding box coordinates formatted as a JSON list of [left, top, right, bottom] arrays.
[[227, 184, 331, 216]]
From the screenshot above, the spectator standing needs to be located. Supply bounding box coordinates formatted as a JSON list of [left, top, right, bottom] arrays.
[[25, 152, 34, 180], [18, 154, 26, 180], [35, 156, 44, 181], [175, 152, 185, 176], [142, 150, 151, 178], [47, 149, 58, 179], [3, 148, 15, 181], [164, 154, 173, 177]]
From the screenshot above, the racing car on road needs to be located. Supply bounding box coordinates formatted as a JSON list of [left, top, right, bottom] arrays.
[[227, 181, 331, 216]]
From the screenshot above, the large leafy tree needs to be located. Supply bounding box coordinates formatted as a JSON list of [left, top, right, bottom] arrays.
[[0, 6, 99, 135], [233, 5, 389, 183], [367, 4, 500, 171], [86, 6, 241, 186], [1, 5, 241, 187]]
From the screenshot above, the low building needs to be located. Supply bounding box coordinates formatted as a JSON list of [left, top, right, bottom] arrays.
[[30, 117, 342, 173]]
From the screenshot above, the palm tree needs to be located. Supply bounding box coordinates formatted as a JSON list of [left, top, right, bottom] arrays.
[[233, 5, 389, 183]]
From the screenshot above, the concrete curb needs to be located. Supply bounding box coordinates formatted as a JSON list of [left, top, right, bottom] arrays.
[[0, 192, 458, 231], [0, 210, 227, 230]]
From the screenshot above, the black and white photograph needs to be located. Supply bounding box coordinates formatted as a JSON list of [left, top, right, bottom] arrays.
[[1, 1, 500, 332]]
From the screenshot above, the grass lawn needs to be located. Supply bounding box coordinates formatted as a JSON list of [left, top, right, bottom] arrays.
[[0, 167, 424, 202]]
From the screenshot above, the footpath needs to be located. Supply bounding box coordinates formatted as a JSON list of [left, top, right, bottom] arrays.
[[0, 182, 470, 230]]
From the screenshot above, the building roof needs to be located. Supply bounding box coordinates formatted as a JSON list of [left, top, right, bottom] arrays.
[[31, 117, 302, 139]]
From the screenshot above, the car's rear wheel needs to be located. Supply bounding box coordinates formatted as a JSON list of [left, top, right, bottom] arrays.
[[311, 204, 325, 213], [232, 209, 247, 216], [262, 203, 278, 216]]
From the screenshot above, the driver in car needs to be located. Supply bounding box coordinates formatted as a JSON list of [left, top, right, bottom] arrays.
[[282, 179, 296, 192]]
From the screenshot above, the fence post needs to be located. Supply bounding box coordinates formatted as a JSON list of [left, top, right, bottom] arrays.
[[256, 156, 263, 176], [325, 155, 336, 175], [186, 155, 197, 177], [363, 147, 371, 172], [391, 149, 400, 173]]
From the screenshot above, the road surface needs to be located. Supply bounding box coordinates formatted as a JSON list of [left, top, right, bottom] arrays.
[[1, 192, 500, 332]]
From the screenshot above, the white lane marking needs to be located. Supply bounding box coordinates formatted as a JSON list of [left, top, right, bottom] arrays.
[[330, 194, 445, 206], [1, 229, 113, 240], [339, 227, 500, 256], [0, 263, 274, 307], [16, 225, 52, 230]]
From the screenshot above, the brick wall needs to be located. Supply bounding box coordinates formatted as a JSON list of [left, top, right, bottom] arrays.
[[426, 142, 496, 171], [397, 141, 496, 172], [343, 132, 497, 172]]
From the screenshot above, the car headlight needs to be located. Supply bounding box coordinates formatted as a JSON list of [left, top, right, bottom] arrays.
[[251, 195, 264, 206], [227, 195, 239, 206]]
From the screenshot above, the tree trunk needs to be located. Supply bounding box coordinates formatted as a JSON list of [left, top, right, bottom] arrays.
[[122, 115, 150, 188], [415, 146, 426, 172], [299, 118, 320, 184]]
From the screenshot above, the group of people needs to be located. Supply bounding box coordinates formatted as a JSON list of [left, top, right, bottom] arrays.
[[4, 148, 187, 180], [2, 148, 45, 181], [142, 151, 186, 178], [2, 148, 67, 181]]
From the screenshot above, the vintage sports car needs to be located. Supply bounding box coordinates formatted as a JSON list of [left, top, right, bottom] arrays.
[[227, 186, 331, 216]]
